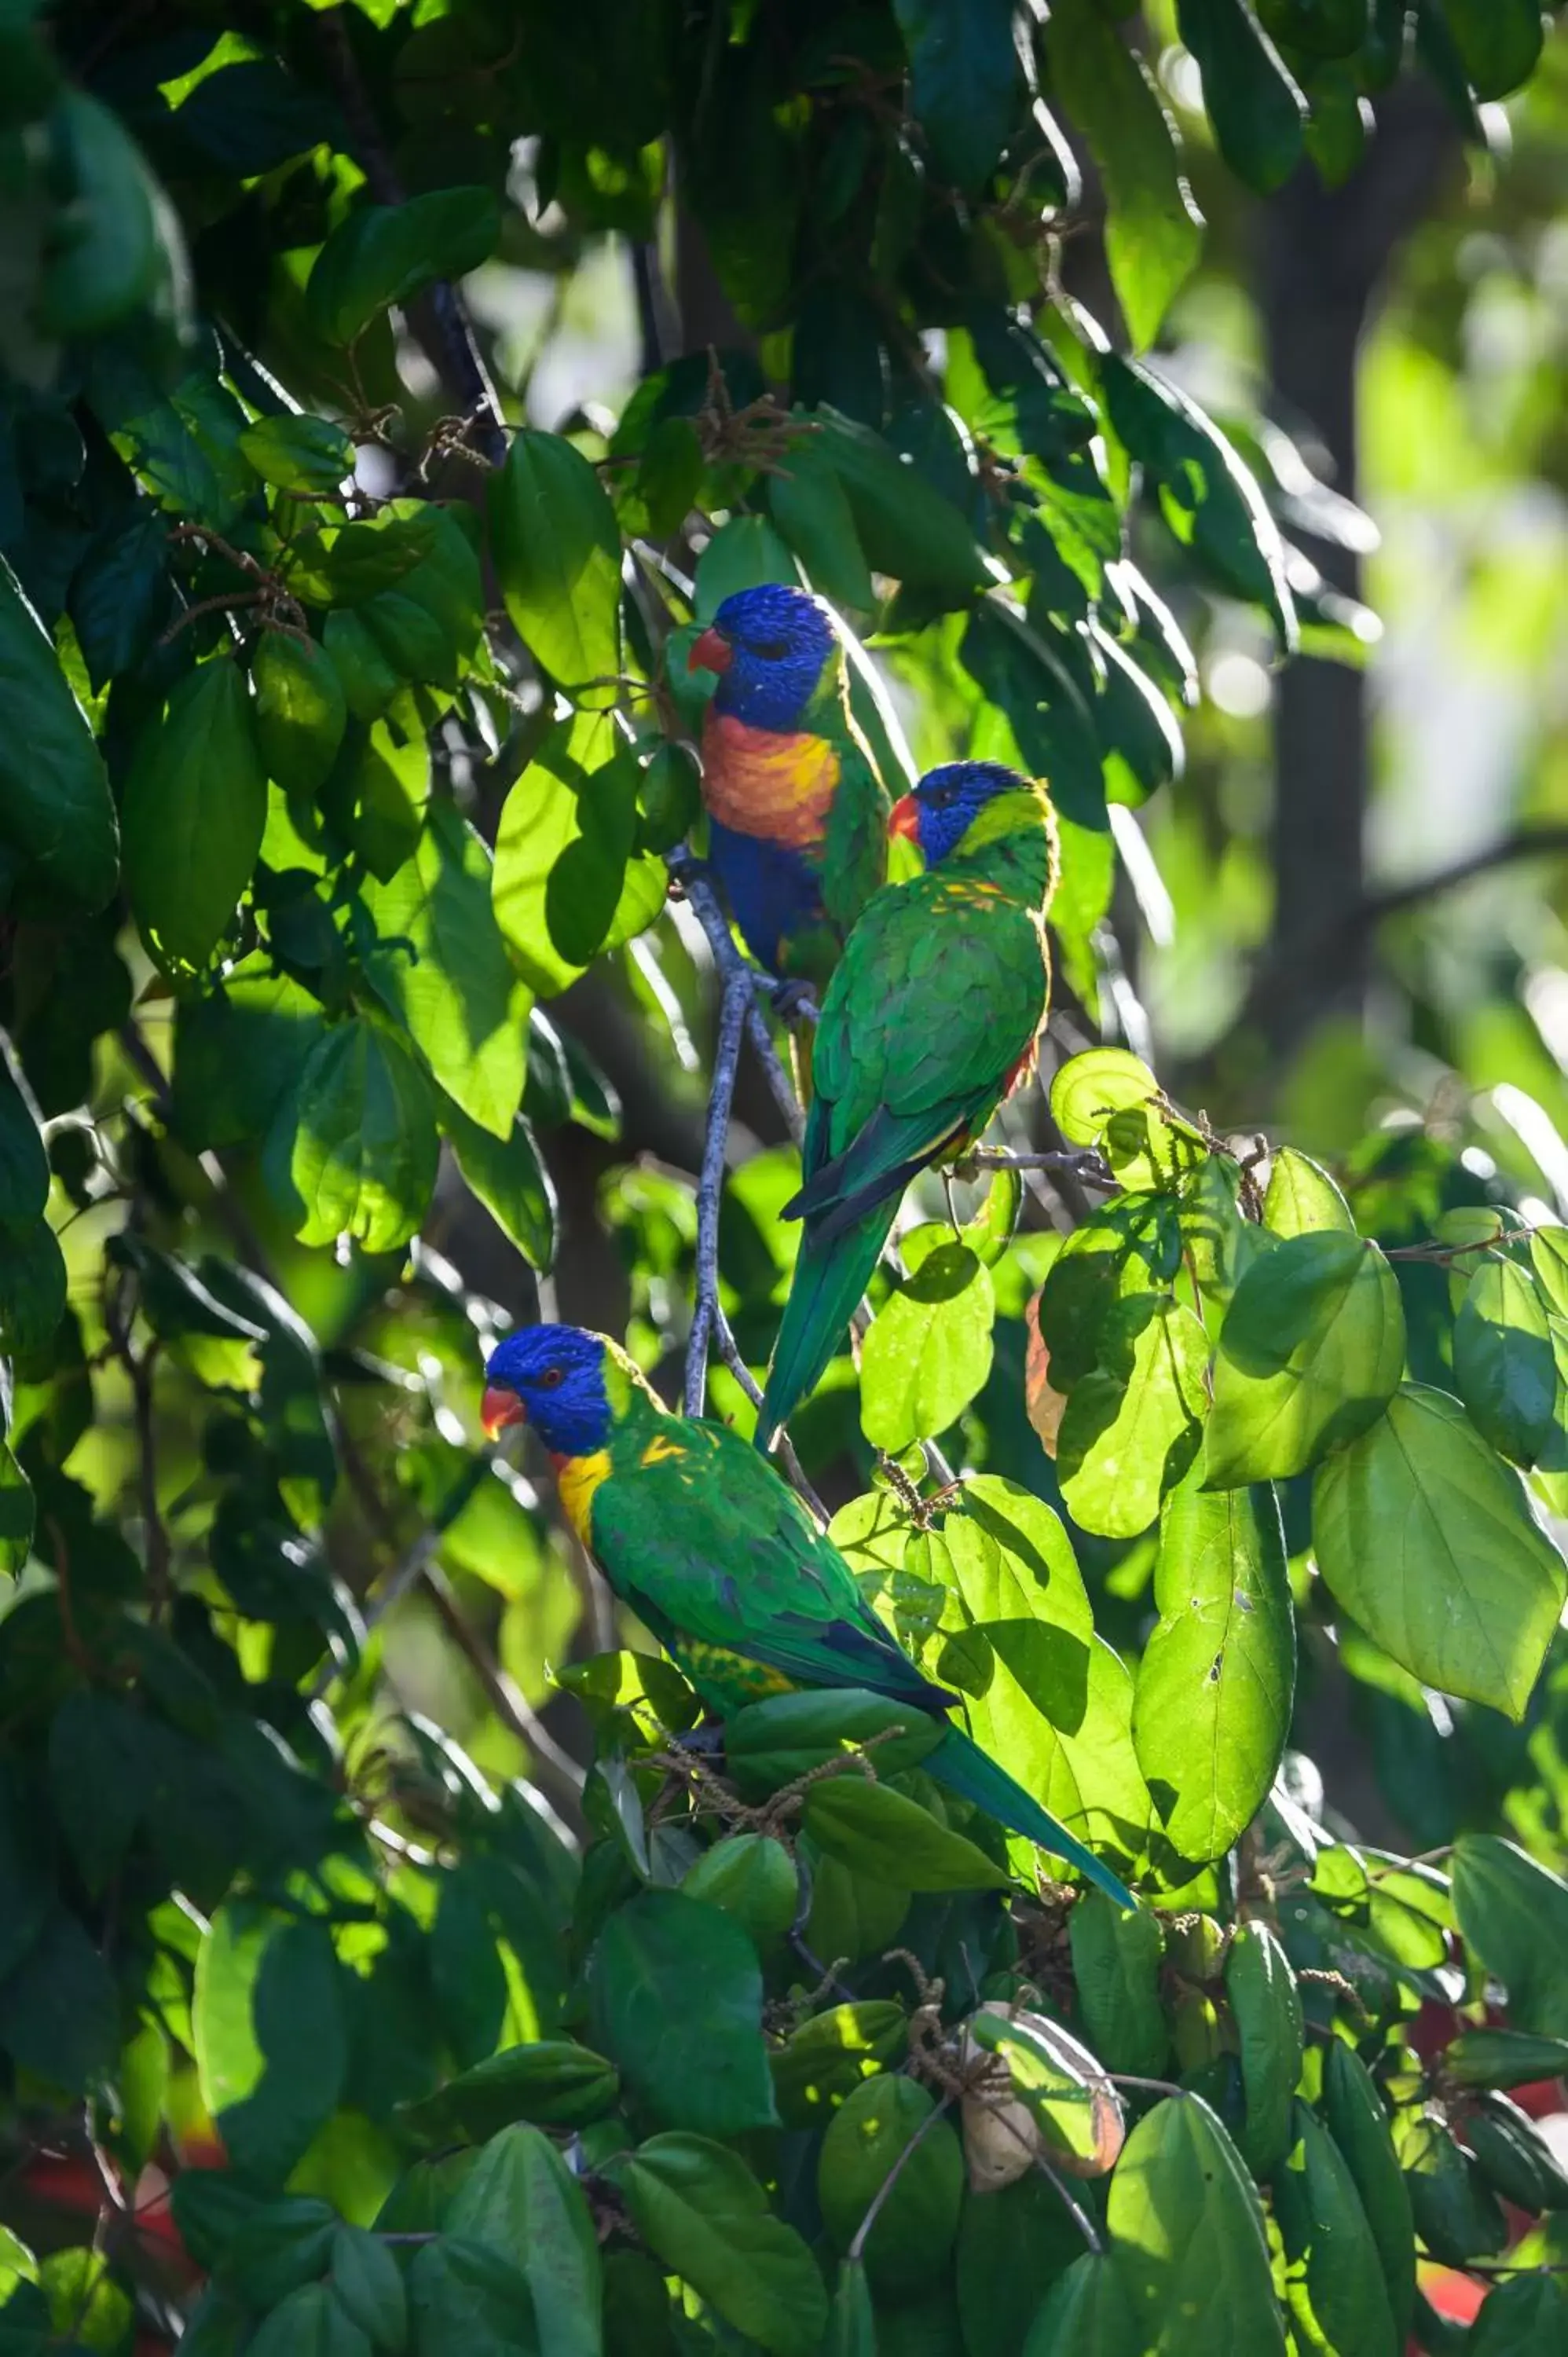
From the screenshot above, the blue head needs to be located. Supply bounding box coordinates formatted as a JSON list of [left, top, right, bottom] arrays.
[[689, 584, 837, 731], [890, 760, 1031, 867], [482, 1324, 611, 1457]]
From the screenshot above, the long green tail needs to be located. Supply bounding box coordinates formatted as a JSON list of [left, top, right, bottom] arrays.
[[926, 1726, 1136, 1911], [754, 1202, 893, 1453]]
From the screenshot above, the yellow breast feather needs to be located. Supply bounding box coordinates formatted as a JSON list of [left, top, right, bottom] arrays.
[[551, 1448, 613, 1545]]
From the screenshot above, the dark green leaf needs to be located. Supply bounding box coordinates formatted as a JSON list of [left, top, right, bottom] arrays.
[[488, 430, 621, 699], [398, 2040, 618, 2146], [254, 633, 348, 796], [1106, 2096, 1286, 2354], [1312, 1387, 1566, 1717], [1441, 0, 1544, 99], [1273, 2100, 1398, 2357], [812, 407, 986, 599], [610, 2132, 827, 2357], [0, 1071, 47, 1224], [1175, 0, 1305, 194], [770, 2003, 907, 2129], [1023, 2252, 1142, 2356], [438, 1097, 557, 1269], [192, 1903, 348, 2186], [803, 1776, 1009, 1892], [1069, 1892, 1168, 2080], [0, 1904, 117, 2090], [407, 2238, 540, 2357], [445, 2124, 600, 2357], [1041, 0, 1203, 350], [1321, 2043, 1416, 2339], [893, 0, 1019, 192], [819, 2073, 963, 2296], [306, 190, 500, 346], [122, 657, 267, 976], [588, 1890, 778, 2136], [329, 2227, 407, 2353], [0, 555, 118, 912], [1452, 1835, 1568, 2040], [1224, 1922, 1303, 2177]]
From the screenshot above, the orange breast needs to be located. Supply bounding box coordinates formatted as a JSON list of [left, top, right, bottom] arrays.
[[701, 711, 840, 852]]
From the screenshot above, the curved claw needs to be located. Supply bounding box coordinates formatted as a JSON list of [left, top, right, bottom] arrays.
[[769, 978, 821, 1024]]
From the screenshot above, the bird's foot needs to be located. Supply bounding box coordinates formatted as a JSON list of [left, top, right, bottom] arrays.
[[767, 977, 820, 1024]]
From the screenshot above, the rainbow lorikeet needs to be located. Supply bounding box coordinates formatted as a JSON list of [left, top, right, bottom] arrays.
[[754, 761, 1055, 1453], [687, 583, 890, 988], [481, 1324, 1133, 1908]]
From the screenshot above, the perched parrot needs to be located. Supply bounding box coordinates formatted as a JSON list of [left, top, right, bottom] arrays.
[[481, 1323, 1134, 1908], [754, 760, 1055, 1453], [687, 582, 890, 988]]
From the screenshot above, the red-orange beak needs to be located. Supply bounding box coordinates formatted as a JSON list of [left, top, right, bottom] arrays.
[[482, 1384, 526, 1441], [689, 625, 732, 676], [888, 793, 921, 844]]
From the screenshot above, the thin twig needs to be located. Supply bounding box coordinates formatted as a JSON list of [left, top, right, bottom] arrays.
[[964, 1146, 1119, 1192], [847, 2092, 958, 2262], [1031, 2150, 1104, 2253], [668, 848, 804, 1146]]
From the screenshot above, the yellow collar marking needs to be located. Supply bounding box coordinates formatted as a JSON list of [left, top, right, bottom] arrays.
[[551, 1448, 613, 1545]]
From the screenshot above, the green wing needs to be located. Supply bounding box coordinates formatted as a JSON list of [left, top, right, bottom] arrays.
[[588, 1417, 940, 1707], [794, 874, 1046, 1224]]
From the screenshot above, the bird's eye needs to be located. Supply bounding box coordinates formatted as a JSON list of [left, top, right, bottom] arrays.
[[536, 1367, 566, 1391], [753, 638, 789, 660]]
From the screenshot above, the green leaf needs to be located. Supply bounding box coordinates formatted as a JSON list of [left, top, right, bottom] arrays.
[[0, 1072, 48, 1224], [770, 2003, 907, 2129], [1263, 1147, 1355, 1237], [446, 2124, 601, 2357], [48, 1691, 147, 1893], [0, 556, 118, 912], [1530, 1223, 1568, 1318], [172, 957, 328, 1153], [0, 1904, 117, 2090], [254, 633, 348, 797], [726, 1687, 946, 1797], [803, 1776, 1010, 1892], [363, 804, 529, 1138], [248, 2282, 371, 2357], [1311, 1385, 1567, 1717], [1397, 2111, 1506, 2268], [266, 1019, 438, 1255], [1024, 2252, 1142, 2356], [1041, 0, 1203, 350], [859, 1232, 995, 1452], [0, 1220, 66, 1362], [1133, 1468, 1295, 1868], [1446, 2025, 1568, 2090], [611, 2133, 828, 2357], [1321, 2043, 1416, 2340], [488, 430, 622, 699], [811, 407, 987, 598], [493, 715, 665, 995], [407, 2238, 540, 2357], [1106, 2095, 1287, 2355], [39, 2245, 136, 2355], [588, 1890, 778, 2136], [1206, 1231, 1405, 1487], [192, 1902, 348, 2185], [1441, 0, 1544, 100], [1469, 2273, 1568, 2353], [1050, 1048, 1160, 1156], [122, 658, 268, 977], [958, 2170, 1086, 2357], [1273, 2100, 1398, 2357], [1224, 1922, 1302, 2177], [1452, 1835, 1568, 2040], [399, 2040, 618, 2146], [968, 2007, 1124, 2175], [1069, 1892, 1168, 2080], [1453, 1256, 1557, 1464], [1101, 355, 1295, 645], [68, 504, 169, 692], [819, 2073, 963, 2296], [36, 90, 158, 335], [929, 1478, 1149, 1867], [0, 1446, 32, 1580], [438, 1097, 557, 1269], [1057, 1294, 1209, 1538], [1175, 0, 1305, 194], [238, 416, 356, 497], [892, 0, 1019, 192], [306, 189, 500, 346], [824, 2259, 876, 2357], [328, 2227, 406, 2354], [767, 438, 875, 614]]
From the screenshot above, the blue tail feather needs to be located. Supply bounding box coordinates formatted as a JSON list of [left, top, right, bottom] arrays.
[[925, 1727, 1136, 1912]]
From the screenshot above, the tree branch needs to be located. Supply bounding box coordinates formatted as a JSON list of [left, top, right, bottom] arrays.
[[684, 970, 749, 1417], [1354, 826, 1568, 928], [314, 5, 507, 464]]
